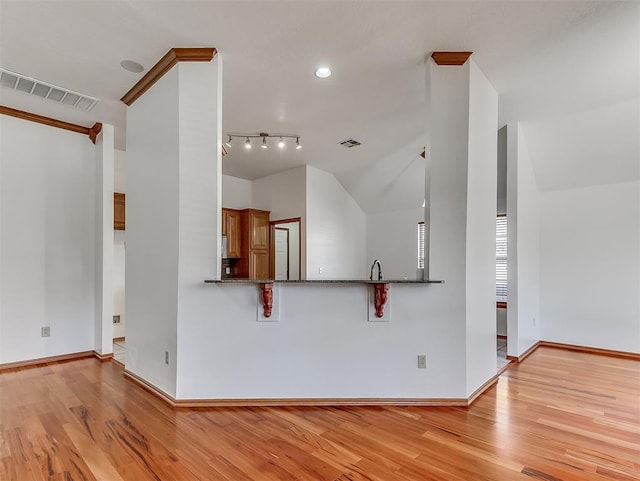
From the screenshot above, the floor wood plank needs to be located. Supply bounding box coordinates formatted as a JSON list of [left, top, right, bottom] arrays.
[[0, 347, 638, 480]]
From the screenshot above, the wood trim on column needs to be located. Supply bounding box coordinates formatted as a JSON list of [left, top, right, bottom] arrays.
[[467, 373, 500, 406], [88, 122, 102, 144], [93, 351, 113, 362], [431, 51, 473, 66], [120, 47, 217, 106], [173, 397, 469, 408], [124, 369, 178, 407], [506, 341, 540, 363], [0, 105, 98, 142]]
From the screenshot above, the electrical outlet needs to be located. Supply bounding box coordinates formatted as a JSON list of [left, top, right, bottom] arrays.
[[417, 354, 427, 369], [318, 267, 323, 274], [41, 326, 50, 337], [532, 317, 536, 327], [165, 351, 169, 365], [113, 315, 121, 324]]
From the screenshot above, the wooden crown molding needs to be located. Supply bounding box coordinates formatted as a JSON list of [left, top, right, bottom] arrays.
[[431, 51, 473, 66], [121, 47, 217, 106], [88, 122, 102, 144], [0, 105, 99, 144]]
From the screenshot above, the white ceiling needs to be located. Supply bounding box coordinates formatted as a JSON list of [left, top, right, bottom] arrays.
[[0, 1, 637, 211]]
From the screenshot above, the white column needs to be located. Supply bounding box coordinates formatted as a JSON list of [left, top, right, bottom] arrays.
[[427, 58, 498, 396], [94, 123, 115, 356], [126, 57, 222, 398], [506, 123, 541, 357]]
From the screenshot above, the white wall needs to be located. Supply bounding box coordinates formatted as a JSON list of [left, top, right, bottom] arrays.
[[222, 174, 252, 209], [306, 166, 367, 279], [113, 230, 126, 339], [497, 126, 507, 215], [540, 180, 639, 352], [94, 124, 114, 356], [126, 66, 181, 395], [506, 123, 541, 357], [465, 61, 499, 394], [496, 309, 507, 336], [252, 166, 307, 278], [252, 166, 306, 221], [114, 149, 126, 193], [367, 207, 424, 280], [0, 115, 95, 363], [176, 282, 464, 399]]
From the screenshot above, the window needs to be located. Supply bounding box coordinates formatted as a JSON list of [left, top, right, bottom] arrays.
[[496, 215, 507, 306], [417, 222, 425, 269]]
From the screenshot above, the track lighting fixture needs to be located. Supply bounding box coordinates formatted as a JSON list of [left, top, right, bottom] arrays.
[[224, 132, 302, 151]]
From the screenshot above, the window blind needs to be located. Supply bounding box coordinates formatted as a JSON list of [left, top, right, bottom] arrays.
[[418, 222, 425, 269], [496, 216, 507, 302]]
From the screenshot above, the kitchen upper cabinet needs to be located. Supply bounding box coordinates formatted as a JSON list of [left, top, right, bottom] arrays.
[[249, 210, 270, 249], [222, 208, 242, 258], [114, 193, 125, 230]]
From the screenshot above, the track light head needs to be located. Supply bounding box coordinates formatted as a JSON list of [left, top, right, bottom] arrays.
[[261, 137, 268, 149], [295, 137, 302, 150], [278, 137, 285, 149], [225, 136, 232, 148], [245, 137, 251, 149]]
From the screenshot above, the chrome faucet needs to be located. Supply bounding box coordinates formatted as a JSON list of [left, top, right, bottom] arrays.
[[370, 259, 383, 281]]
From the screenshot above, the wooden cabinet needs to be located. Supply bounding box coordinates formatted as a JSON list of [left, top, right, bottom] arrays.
[[225, 209, 270, 279], [221, 208, 270, 279], [250, 249, 270, 279], [222, 209, 227, 236], [249, 210, 270, 250], [222, 208, 242, 258], [114, 193, 125, 230]]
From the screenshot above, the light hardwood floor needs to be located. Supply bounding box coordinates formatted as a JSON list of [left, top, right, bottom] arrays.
[[0, 346, 638, 480]]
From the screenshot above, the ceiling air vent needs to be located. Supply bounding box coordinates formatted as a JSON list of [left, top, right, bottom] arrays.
[[339, 138, 361, 148], [0, 68, 99, 112]]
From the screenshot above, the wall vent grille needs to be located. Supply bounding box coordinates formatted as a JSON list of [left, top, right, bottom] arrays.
[[0, 68, 99, 112], [339, 138, 361, 148]]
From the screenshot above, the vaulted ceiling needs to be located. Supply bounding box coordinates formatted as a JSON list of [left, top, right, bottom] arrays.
[[0, 1, 637, 212]]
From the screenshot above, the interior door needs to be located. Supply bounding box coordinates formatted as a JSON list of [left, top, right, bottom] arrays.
[[274, 227, 289, 280]]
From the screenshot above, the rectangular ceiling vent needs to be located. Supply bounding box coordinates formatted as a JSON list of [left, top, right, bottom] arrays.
[[339, 138, 361, 148], [0, 68, 99, 111]]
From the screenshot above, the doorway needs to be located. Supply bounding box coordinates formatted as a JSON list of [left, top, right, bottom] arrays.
[[270, 218, 301, 280]]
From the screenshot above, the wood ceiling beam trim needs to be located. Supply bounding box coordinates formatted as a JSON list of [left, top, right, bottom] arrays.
[[0, 105, 98, 143], [431, 51, 473, 66], [121, 47, 217, 106]]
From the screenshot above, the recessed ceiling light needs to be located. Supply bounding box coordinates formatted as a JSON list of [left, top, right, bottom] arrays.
[[120, 60, 145, 73], [314, 67, 332, 79]]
